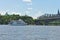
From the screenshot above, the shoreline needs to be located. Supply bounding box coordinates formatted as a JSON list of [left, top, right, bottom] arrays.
[[0, 25, 60, 27]]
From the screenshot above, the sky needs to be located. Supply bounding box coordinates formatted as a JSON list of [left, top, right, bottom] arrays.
[[0, 0, 60, 18]]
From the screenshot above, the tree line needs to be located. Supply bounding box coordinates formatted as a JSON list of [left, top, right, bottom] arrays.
[[0, 12, 35, 25], [0, 12, 60, 25]]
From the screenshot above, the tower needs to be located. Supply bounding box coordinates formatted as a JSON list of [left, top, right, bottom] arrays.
[[58, 9, 60, 15]]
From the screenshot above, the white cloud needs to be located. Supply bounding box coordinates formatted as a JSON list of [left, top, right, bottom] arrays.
[[22, 0, 32, 3], [0, 11, 21, 15], [27, 7, 32, 10], [26, 3, 32, 5], [25, 11, 30, 14], [0, 11, 6, 15], [32, 11, 44, 19]]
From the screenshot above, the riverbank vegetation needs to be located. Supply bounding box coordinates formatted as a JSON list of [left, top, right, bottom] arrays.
[[0, 12, 35, 25], [0, 12, 60, 25]]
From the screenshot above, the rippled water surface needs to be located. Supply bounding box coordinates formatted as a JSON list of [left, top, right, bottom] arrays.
[[0, 25, 60, 40]]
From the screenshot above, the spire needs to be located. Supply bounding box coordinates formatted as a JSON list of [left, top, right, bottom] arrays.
[[5, 12, 8, 14], [58, 9, 60, 15]]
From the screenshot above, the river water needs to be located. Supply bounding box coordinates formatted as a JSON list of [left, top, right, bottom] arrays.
[[0, 25, 60, 40]]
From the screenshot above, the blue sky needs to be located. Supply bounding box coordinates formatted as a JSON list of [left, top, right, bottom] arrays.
[[0, 0, 60, 18]]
